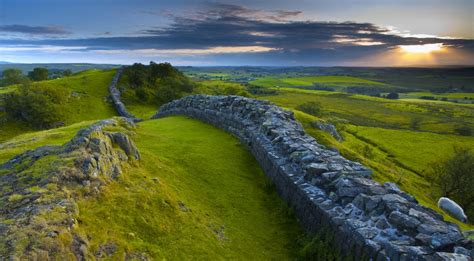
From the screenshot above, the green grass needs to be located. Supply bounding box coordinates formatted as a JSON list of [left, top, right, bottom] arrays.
[[0, 121, 94, 163], [0, 70, 118, 142], [251, 76, 385, 89], [399, 92, 474, 104], [75, 116, 305, 259], [0, 85, 17, 94], [126, 104, 157, 119], [259, 88, 474, 135], [344, 125, 474, 174]]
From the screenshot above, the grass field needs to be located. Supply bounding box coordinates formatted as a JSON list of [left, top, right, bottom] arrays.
[[399, 92, 474, 104], [74, 116, 306, 259], [251, 76, 386, 90], [260, 88, 474, 135]]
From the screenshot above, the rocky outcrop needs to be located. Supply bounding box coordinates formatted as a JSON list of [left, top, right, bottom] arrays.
[[311, 121, 344, 141], [152, 95, 473, 260], [0, 117, 140, 259], [109, 68, 142, 122]]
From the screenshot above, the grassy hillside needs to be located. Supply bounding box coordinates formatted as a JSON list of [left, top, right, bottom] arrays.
[[251, 76, 385, 88], [0, 70, 117, 142], [74, 116, 306, 259], [261, 88, 474, 134]]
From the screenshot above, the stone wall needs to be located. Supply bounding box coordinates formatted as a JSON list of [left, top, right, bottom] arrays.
[[109, 67, 142, 122], [152, 95, 473, 260]]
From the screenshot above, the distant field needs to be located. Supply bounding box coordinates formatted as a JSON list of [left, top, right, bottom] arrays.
[[344, 125, 474, 174], [251, 76, 385, 89], [399, 92, 474, 104], [259, 88, 474, 135]]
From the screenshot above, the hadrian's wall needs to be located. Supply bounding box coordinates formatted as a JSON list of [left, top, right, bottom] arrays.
[[109, 67, 142, 122], [152, 95, 473, 260]]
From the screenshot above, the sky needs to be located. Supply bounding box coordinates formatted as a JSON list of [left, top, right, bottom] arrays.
[[0, 0, 473, 66]]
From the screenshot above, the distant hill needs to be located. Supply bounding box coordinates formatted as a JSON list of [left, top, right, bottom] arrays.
[[0, 63, 120, 74]]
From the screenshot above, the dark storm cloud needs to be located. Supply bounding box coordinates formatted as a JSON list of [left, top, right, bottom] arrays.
[[1, 3, 473, 65], [0, 24, 71, 35]]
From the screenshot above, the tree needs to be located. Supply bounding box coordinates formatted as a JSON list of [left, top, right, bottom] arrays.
[[1, 68, 24, 85], [5, 82, 69, 129], [386, 92, 399, 99], [28, 67, 49, 81], [63, 69, 72, 77], [429, 147, 474, 220]]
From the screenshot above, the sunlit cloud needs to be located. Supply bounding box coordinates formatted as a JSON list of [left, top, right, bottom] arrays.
[[399, 43, 444, 54], [95, 46, 280, 56], [331, 35, 385, 46]]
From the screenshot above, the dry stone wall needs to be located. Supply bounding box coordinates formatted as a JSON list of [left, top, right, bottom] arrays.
[[152, 95, 473, 260], [109, 67, 142, 122]]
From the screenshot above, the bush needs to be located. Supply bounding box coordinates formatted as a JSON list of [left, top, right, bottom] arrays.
[[5, 82, 69, 129], [454, 125, 472, 136], [410, 117, 422, 130], [297, 101, 323, 117], [386, 92, 399, 99], [429, 147, 474, 220]]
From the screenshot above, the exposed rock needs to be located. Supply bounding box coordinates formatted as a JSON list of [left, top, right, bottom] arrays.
[[0, 117, 140, 259], [311, 121, 343, 141], [152, 94, 473, 260]]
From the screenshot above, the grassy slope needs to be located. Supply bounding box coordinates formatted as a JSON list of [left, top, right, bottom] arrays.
[[0, 70, 117, 142], [74, 116, 304, 260], [261, 88, 474, 134], [251, 76, 385, 88]]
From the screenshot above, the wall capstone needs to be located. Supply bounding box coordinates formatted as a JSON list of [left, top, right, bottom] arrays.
[[109, 67, 142, 122], [152, 95, 473, 260]]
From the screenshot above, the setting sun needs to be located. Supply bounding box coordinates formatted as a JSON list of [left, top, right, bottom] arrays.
[[399, 43, 444, 53]]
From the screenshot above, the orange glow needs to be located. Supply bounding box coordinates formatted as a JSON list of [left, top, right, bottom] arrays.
[[398, 43, 444, 54]]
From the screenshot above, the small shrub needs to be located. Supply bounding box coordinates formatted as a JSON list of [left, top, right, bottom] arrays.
[[386, 92, 399, 99], [297, 101, 323, 117], [454, 125, 471, 136], [8, 194, 24, 202], [410, 117, 422, 130]]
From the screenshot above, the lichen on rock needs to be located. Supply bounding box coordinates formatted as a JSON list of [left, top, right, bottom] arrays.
[[0, 117, 140, 259]]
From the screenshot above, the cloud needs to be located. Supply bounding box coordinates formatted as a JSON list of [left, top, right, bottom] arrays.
[[0, 3, 472, 65], [0, 45, 87, 52], [0, 24, 71, 35], [96, 46, 279, 56]]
